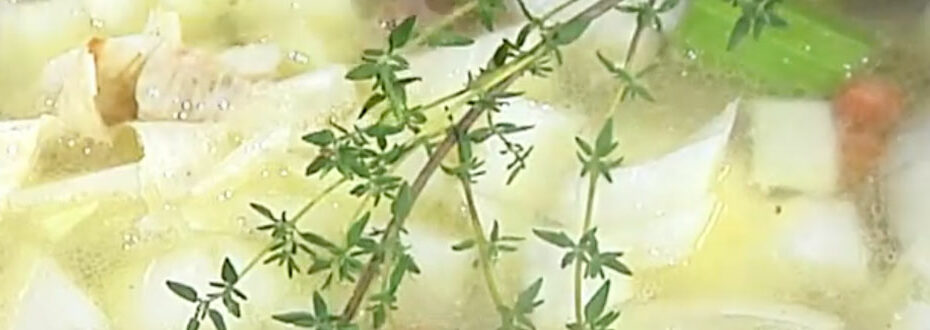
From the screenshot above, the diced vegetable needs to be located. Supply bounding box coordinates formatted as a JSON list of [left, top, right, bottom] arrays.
[[190, 127, 293, 197], [87, 11, 183, 126], [774, 197, 869, 281], [40, 47, 109, 143], [577, 100, 737, 268], [884, 113, 930, 280], [834, 76, 904, 133], [892, 300, 930, 330], [748, 99, 839, 194], [6, 163, 141, 208], [471, 98, 585, 219], [618, 300, 845, 329], [394, 223, 476, 328], [0, 118, 47, 199], [219, 43, 282, 78], [130, 122, 231, 204], [7, 256, 110, 330], [834, 76, 904, 185], [135, 237, 287, 329], [675, 0, 873, 96]]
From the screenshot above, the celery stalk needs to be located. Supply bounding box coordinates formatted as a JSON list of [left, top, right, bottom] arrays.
[[674, 0, 874, 96]]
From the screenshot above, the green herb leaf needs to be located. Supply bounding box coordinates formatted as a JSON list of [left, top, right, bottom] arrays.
[[312, 291, 329, 318], [306, 157, 331, 176], [301, 232, 339, 252], [223, 295, 241, 317], [186, 318, 200, 330], [360, 93, 386, 118], [390, 16, 417, 50], [477, 0, 506, 31], [602, 255, 633, 276], [575, 137, 594, 156], [426, 28, 475, 47], [584, 280, 611, 322], [166, 281, 198, 303], [208, 309, 227, 330], [249, 203, 276, 222], [273, 311, 317, 327], [346, 63, 380, 81], [221, 258, 238, 284], [392, 183, 413, 220], [551, 16, 593, 45], [451, 239, 476, 251], [303, 130, 336, 147], [515, 278, 544, 311], [532, 229, 574, 248], [594, 119, 616, 157], [727, 15, 751, 50], [347, 212, 371, 247]]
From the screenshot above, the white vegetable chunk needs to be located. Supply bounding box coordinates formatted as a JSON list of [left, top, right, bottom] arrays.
[[774, 196, 869, 281], [130, 122, 227, 204], [0, 118, 48, 199], [191, 127, 293, 196], [136, 238, 285, 330], [135, 45, 254, 122], [7, 257, 110, 330], [218, 43, 282, 78], [40, 46, 109, 142], [891, 300, 930, 330], [569, 100, 737, 269], [748, 99, 840, 194], [7, 163, 141, 208], [884, 112, 930, 281], [236, 65, 357, 132], [618, 300, 845, 330], [394, 223, 476, 327], [472, 98, 586, 215]]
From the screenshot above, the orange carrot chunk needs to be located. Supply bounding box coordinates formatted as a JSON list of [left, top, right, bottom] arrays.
[[833, 76, 903, 133]]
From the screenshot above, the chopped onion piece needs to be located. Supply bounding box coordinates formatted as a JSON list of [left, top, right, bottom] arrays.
[[191, 127, 293, 196], [885, 112, 930, 280], [892, 300, 930, 330], [40, 47, 109, 143], [6, 163, 140, 208], [7, 256, 110, 330], [774, 196, 869, 281], [619, 299, 845, 330], [219, 43, 282, 78], [394, 223, 476, 327], [136, 237, 285, 329], [0, 118, 48, 199], [472, 98, 585, 215], [130, 122, 228, 204], [580, 100, 737, 268], [748, 99, 840, 194]]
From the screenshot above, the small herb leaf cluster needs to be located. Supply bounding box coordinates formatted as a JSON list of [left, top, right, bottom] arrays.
[[726, 0, 788, 50], [165, 258, 247, 330]]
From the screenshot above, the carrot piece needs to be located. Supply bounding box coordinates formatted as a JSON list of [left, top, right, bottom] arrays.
[[833, 76, 903, 133]]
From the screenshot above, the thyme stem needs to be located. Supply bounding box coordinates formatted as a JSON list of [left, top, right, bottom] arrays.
[[460, 177, 506, 309], [573, 172, 599, 325], [411, 1, 480, 46], [292, 177, 349, 224]]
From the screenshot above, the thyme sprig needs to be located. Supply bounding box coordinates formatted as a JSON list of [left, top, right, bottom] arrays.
[[165, 0, 790, 328]]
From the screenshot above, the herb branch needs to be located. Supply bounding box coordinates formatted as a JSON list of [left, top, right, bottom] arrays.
[[164, 0, 788, 328]]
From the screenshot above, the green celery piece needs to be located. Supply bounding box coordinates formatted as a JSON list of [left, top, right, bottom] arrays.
[[673, 0, 874, 96]]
